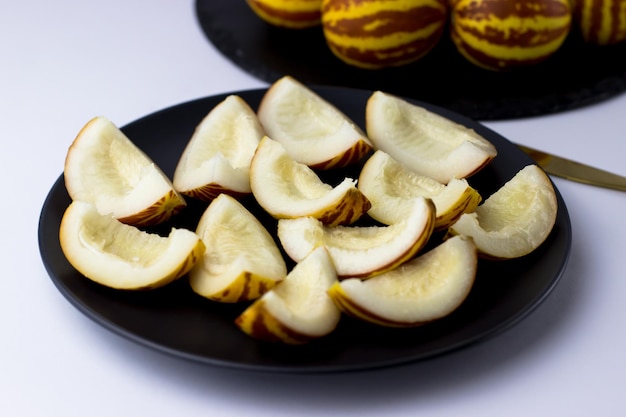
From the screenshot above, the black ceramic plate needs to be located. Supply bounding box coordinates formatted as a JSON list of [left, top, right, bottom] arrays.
[[195, 0, 626, 120], [38, 86, 571, 373]]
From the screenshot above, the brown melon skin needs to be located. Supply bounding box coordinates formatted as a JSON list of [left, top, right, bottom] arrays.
[[450, 0, 572, 71], [573, 0, 626, 45], [247, 0, 323, 29], [321, 0, 449, 69]]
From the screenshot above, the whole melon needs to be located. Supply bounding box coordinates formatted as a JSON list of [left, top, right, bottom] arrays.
[[321, 0, 449, 69], [573, 0, 626, 45], [451, 0, 573, 71], [246, 0, 323, 29]]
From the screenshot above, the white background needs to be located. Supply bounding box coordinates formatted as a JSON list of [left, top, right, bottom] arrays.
[[2, 1, 625, 416]]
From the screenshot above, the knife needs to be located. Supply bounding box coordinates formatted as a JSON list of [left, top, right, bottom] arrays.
[[517, 144, 626, 192]]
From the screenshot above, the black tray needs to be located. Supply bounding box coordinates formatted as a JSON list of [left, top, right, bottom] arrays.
[[195, 0, 626, 120]]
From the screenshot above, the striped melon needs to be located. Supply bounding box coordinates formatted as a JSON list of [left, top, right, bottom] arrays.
[[321, 0, 449, 69], [573, 0, 626, 45], [451, 0, 572, 71], [246, 0, 323, 29]]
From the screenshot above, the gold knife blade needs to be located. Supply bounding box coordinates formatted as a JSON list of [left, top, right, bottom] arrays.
[[517, 144, 626, 192]]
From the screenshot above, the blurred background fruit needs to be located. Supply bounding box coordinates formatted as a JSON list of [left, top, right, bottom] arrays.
[[450, 0, 573, 71], [573, 0, 626, 45], [242, 0, 625, 73], [246, 0, 323, 28], [321, 0, 449, 69]]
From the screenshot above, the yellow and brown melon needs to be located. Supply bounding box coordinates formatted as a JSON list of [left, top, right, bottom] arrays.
[[321, 0, 449, 69], [573, 0, 626, 45], [450, 0, 573, 71], [246, 0, 323, 29]]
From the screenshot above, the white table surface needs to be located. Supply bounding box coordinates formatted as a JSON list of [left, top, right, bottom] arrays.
[[3, 1, 625, 416]]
